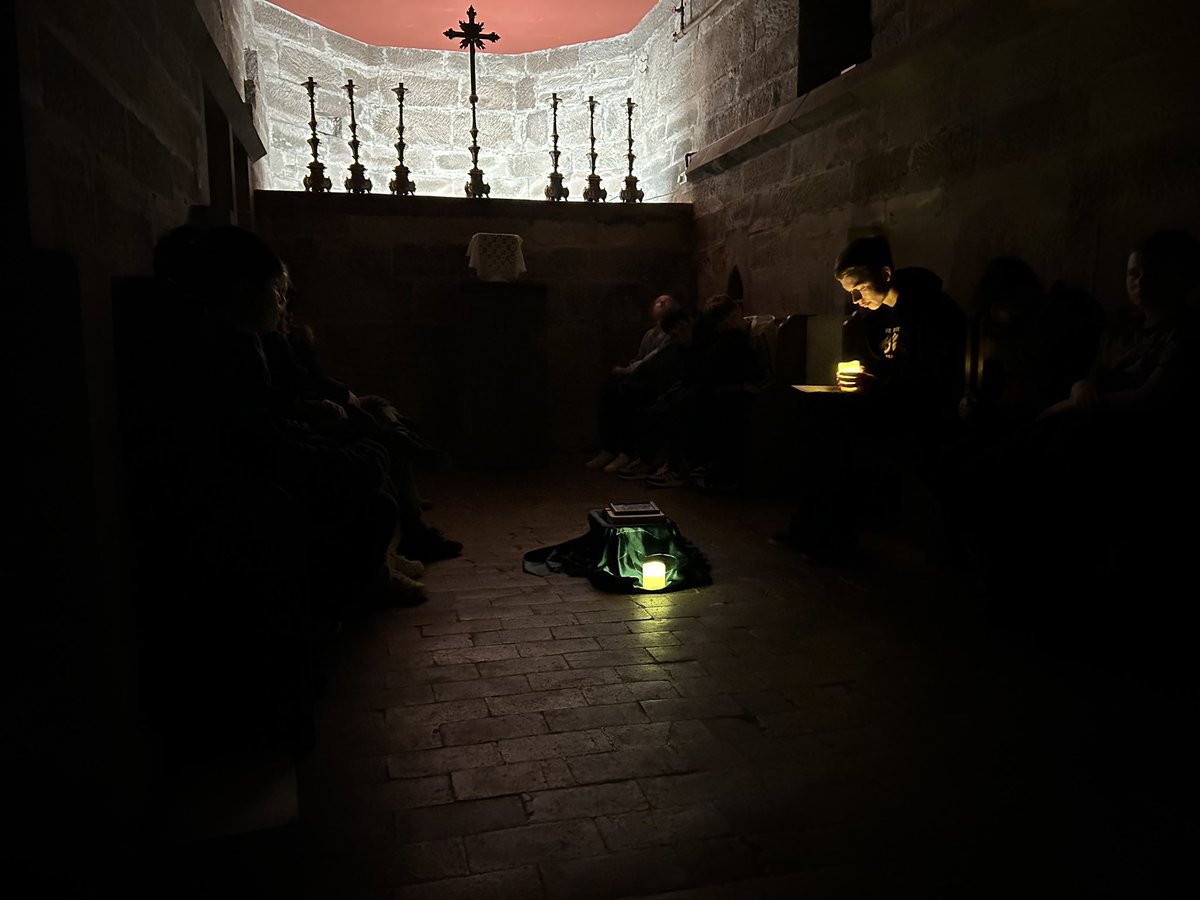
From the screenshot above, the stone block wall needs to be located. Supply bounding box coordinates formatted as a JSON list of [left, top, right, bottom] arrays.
[[254, 192, 694, 456], [13, 0, 265, 870], [250, 0, 1200, 342], [250, 0, 646, 201], [671, 0, 1200, 322]]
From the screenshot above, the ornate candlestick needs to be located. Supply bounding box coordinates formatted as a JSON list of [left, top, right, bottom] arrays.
[[302, 77, 331, 192], [620, 97, 644, 203], [343, 78, 372, 193], [444, 6, 500, 199], [582, 96, 607, 203], [389, 82, 416, 196], [672, 4, 687, 41], [544, 93, 569, 201]]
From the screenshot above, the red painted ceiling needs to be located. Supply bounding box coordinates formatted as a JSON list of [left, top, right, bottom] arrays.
[[270, 1, 659, 54]]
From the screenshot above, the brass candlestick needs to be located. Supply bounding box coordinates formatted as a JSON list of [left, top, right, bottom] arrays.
[[302, 77, 331, 192], [389, 82, 416, 196], [444, 6, 500, 198], [620, 97, 644, 203], [343, 78, 372, 193], [544, 93, 569, 201], [582, 96, 606, 203]]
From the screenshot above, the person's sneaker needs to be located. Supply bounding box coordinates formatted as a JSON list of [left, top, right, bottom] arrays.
[[376, 570, 428, 607], [646, 469, 686, 488], [585, 450, 616, 470], [399, 526, 464, 563], [389, 551, 426, 579], [617, 459, 652, 480], [602, 452, 634, 474], [696, 473, 740, 493]]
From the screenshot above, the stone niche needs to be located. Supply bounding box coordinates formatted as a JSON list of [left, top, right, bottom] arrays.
[[255, 191, 695, 465]]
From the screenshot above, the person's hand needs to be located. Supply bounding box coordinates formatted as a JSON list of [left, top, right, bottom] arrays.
[[959, 392, 977, 420], [837, 370, 876, 393], [346, 391, 362, 409], [1067, 378, 1101, 414], [311, 398, 348, 421], [612, 365, 632, 377]]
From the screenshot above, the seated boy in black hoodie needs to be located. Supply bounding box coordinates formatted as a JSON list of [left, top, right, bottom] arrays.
[[777, 235, 966, 563]]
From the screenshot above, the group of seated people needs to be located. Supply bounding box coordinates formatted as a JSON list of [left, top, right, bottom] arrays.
[[122, 222, 462, 756], [588, 227, 1198, 616], [586, 293, 767, 491]]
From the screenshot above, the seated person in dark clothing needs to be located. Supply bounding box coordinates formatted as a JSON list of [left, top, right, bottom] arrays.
[[775, 234, 966, 563], [639, 296, 764, 490], [262, 305, 462, 568], [174, 225, 428, 610], [960, 256, 1050, 434], [604, 306, 696, 479], [977, 229, 1200, 604], [937, 258, 1105, 573], [588, 293, 685, 473]]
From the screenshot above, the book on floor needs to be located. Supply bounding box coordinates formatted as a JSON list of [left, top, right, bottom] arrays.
[[605, 501, 667, 523]]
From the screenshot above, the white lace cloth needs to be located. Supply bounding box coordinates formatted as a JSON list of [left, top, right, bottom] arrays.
[[467, 233, 526, 282]]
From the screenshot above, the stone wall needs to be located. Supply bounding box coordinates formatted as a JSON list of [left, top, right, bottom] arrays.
[[249, 0, 1199, 326], [13, 0, 264, 876], [674, 0, 1200, 321], [254, 192, 694, 457], [250, 0, 647, 201]]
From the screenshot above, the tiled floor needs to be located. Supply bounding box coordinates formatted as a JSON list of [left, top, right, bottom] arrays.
[[198, 457, 1195, 899]]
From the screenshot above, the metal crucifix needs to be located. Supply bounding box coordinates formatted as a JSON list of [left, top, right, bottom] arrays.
[[444, 6, 500, 198]]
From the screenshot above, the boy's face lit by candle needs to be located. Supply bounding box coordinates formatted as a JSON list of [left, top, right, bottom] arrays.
[[838, 266, 894, 310]]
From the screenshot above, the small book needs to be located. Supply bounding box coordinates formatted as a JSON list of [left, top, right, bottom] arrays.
[[605, 501, 667, 523], [608, 501, 661, 515]]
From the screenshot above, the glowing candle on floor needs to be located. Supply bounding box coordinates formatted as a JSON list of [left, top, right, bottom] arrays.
[[642, 560, 667, 591], [836, 360, 863, 392]]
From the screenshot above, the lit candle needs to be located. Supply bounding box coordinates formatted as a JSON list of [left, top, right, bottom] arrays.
[[836, 360, 863, 392], [642, 560, 666, 591]]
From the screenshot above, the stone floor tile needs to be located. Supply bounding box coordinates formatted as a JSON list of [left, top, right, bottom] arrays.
[[573, 607, 654, 624], [538, 846, 689, 900], [565, 649, 657, 668], [526, 666, 624, 690], [640, 695, 746, 722], [544, 702, 650, 732], [385, 744, 503, 780], [477, 655, 569, 678], [392, 837, 470, 883], [432, 645, 520, 665], [439, 713, 548, 746], [420, 619, 502, 636], [464, 819, 606, 872], [499, 612, 580, 629], [472, 626, 554, 645], [517, 637, 602, 656], [549, 622, 631, 639], [596, 631, 682, 649], [384, 663, 480, 688], [486, 688, 588, 716], [394, 865, 544, 900], [525, 780, 649, 822], [566, 746, 691, 784], [394, 796, 530, 843], [430, 675, 530, 702], [451, 759, 573, 800], [497, 729, 614, 763]]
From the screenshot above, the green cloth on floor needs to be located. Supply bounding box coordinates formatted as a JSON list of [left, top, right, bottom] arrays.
[[523, 508, 712, 593]]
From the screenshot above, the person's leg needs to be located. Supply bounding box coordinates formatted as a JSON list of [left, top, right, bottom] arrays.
[[777, 397, 860, 562]]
